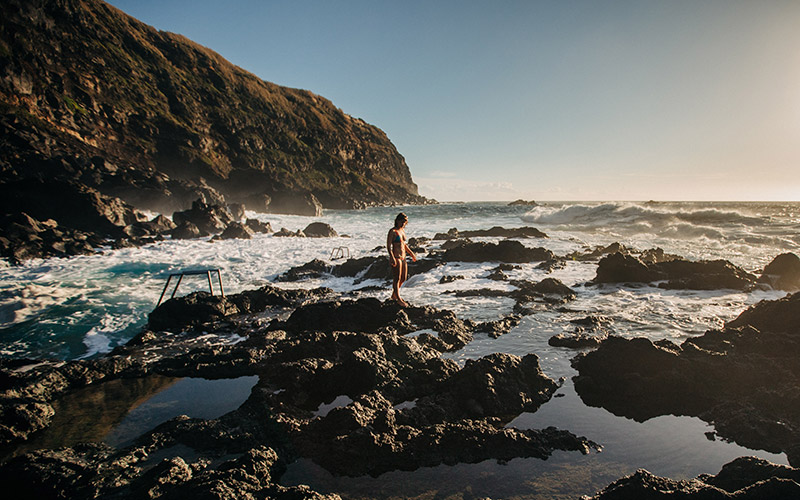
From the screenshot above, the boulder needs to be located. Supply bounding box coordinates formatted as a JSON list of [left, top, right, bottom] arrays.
[[442, 240, 555, 263], [508, 199, 537, 206], [170, 222, 207, 240], [217, 222, 254, 240], [273, 227, 305, 237], [172, 199, 234, 235], [269, 192, 323, 217], [140, 214, 177, 234], [244, 218, 273, 234], [573, 292, 800, 464], [593, 252, 756, 290], [303, 222, 338, 238], [759, 253, 800, 291], [588, 457, 800, 499], [0, 179, 144, 238]]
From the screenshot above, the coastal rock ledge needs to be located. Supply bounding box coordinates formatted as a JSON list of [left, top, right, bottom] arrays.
[[0, 286, 599, 498]]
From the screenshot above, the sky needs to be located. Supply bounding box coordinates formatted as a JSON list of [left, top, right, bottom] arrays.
[[105, 0, 800, 202]]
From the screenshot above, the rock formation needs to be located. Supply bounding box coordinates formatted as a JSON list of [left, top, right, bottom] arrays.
[[0, 0, 429, 227]]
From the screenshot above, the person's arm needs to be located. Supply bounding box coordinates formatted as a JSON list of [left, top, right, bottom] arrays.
[[387, 230, 398, 267], [404, 241, 417, 262]]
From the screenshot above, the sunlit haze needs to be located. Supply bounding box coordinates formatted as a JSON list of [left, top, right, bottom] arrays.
[[106, 0, 800, 202]]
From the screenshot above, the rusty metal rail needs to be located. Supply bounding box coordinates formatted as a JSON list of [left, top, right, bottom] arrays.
[[156, 269, 224, 307]]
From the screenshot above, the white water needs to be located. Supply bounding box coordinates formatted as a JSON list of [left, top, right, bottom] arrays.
[[2, 201, 799, 497]]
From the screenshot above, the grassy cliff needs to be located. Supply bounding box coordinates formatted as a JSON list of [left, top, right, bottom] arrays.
[[0, 0, 428, 211]]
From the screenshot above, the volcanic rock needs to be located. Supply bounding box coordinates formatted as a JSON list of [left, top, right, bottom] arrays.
[[758, 252, 800, 291], [588, 456, 800, 499], [592, 252, 756, 290], [434, 226, 547, 240], [172, 199, 234, 235], [302, 222, 338, 238], [215, 222, 254, 240], [508, 199, 537, 206], [573, 292, 800, 465], [170, 222, 207, 240], [244, 218, 273, 234], [442, 240, 554, 263]]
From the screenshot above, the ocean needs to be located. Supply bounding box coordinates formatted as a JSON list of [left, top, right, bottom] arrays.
[[2, 201, 799, 497]]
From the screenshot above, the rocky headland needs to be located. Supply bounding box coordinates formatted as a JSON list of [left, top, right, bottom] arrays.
[[0, 0, 431, 263]]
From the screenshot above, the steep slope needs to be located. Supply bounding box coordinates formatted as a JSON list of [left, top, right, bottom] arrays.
[[0, 0, 428, 213]]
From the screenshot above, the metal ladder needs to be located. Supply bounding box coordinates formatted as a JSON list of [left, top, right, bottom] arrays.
[[156, 269, 224, 307]]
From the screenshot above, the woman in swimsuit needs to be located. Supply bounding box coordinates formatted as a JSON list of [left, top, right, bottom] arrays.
[[387, 212, 416, 307]]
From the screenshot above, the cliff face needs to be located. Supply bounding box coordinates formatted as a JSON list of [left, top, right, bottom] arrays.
[[0, 0, 427, 213]]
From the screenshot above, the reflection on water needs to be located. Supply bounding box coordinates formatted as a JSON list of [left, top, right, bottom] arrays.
[[282, 381, 788, 500], [1, 375, 258, 461]]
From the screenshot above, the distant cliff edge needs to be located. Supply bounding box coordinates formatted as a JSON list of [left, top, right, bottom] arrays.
[[0, 0, 430, 217]]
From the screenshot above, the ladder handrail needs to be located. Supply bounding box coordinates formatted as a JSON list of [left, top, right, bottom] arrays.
[[156, 269, 224, 307]]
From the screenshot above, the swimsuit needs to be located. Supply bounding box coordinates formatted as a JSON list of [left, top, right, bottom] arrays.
[[393, 234, 402, 243]]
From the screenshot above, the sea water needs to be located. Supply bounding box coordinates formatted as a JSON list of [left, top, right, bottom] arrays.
[[1, 201, 799, 497]]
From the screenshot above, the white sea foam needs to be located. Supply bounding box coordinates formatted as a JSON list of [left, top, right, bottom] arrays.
[[0, 202, 797, 360]]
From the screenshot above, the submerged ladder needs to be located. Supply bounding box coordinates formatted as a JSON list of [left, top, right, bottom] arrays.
[[330, 246, 351, 260], [157, 269, 224, 307]]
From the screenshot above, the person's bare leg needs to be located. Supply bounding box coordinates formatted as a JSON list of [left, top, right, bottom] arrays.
[[396, 260, 409, 306], [391, 264, 401, 301]]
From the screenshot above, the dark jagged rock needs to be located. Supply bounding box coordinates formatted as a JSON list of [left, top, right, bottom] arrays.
[[592, 252, 757, 290], [138, 214, 177, 235], [273, 227, 306, 237], [588, 456, 800, 499], [276, 259, 329, 282], [567, 242, 634, 261], [216, 221, 254, 240], [172, 199, 234, 235], [726, 290, 800, 334], [548, 332, 608, 349], [0, 0, 429, 216], [486, 269, 509, 281], [146, 285, 333, 332], [0, 285, 600, 495], [0, 179, 144, 238], [434, 226, 547, 240], [536, 259, 567, 273], [244, 218, 273, 234], [443, 240, 555, 263], [573, 292, 800, 465], [509, 278, 577, 304], [452, 278, 576, 312], [170, 221, 207, 240], [302, 222, 338, 238], [0, 212, 99, 263], [439, 275, 464, 284], [758, 252, 800, 291], [508, 199, 537, 206], [476, 316, 521, 338]]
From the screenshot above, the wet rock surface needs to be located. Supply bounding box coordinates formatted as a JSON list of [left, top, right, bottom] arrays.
[[433, 226, 547, 240], [758, 252, 800, 291], [573, 291, 800, 466], [442, 240, 555, 263], [588, 456, 800, 499], [592, 252, 757, 290], [0, 287, 598, 498]]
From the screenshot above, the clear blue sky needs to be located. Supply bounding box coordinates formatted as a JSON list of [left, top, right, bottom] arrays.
[[106, 0, 800, 201]]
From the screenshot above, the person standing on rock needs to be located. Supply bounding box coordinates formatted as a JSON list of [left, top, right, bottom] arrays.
[[387, 212, 416, 307]]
